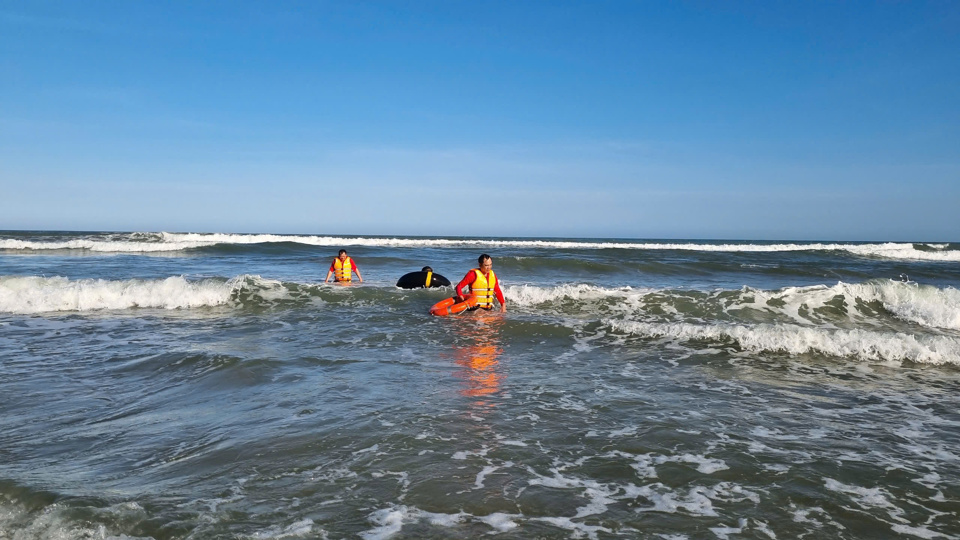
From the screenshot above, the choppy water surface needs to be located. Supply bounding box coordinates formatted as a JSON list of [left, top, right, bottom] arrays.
[[2, 231, 959, 539]]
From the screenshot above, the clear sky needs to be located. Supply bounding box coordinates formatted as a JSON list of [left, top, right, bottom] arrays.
[[1, 1, 958, 240]]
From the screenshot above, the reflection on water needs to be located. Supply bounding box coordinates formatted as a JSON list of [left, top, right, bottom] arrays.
[[451, 314, 504, 409]]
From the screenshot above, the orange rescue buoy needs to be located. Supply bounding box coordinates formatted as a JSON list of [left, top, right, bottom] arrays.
[[429, 295, 478, 316]]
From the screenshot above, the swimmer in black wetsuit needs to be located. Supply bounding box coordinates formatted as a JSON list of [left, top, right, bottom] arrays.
[[396, 266, 452, 289]]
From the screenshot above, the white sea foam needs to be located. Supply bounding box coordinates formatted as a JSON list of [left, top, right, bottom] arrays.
[[474, 465, 499, 488], [824, 478, 897, 510], [532, 516, 612, 539], [505, 283, 652, 307], [360, 505, 520, 538], [250, 518, 318, 539], [476, 512, 520, 532], [451, 446, 490, 461], [0, 275, 275, 314], [0, 237, 213, 252], [508, 280, 960, 332], [790, 505, 834, 529], [500, 439, 528, 447], [710, 518, 747, 540], [0, 500, 154, 540], [752, 519, 778, 540], [524, 466, 618, 539], [750, 427, 799, 441], [605, 320, 960, 365], [526, 467, 619, 519], [126, 236, 960, 262], [890, 524, 949, 539], [628, 483, 718, 516], [731, 281, 960, 331], [352, 444, 379, 455], [3, 233, 958, 260], [361, 506, 409, 540], [614, 451, 730, 478], [675, 453, 730, 475]]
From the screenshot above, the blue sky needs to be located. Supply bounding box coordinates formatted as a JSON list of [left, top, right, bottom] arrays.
[[1, 1, 958, 240]]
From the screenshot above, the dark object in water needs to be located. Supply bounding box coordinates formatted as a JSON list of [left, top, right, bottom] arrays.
[[397, 267, 451, 289]]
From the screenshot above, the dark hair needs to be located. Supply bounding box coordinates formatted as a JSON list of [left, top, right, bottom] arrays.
[[421, 266, 433, 272], [338, 249, 347, 256], [478, 254, 491, 266]]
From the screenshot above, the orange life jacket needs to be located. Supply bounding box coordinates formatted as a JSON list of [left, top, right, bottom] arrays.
[[471, 269, 497, 308], [334, 257, 354, 282]]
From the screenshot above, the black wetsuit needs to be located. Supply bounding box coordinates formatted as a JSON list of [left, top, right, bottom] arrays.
[[396, 271, 451, 289]]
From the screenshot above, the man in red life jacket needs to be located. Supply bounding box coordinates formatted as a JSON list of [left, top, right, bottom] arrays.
[[325, 249, 363, 283], [456, 254, 506, 313]]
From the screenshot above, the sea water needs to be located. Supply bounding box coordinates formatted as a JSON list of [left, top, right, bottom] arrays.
[[1, 231, 958, 539]]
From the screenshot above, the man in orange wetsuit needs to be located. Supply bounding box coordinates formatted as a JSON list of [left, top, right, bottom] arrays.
[[325, 249, 363, 283], [456, 253, 506, 313]]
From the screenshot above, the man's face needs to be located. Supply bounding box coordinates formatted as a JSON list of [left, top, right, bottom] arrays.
[[480, 259, 493, 274], [339, 253, 348, 261]]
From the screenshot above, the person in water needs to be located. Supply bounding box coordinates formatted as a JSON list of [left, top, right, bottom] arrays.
[[325, 249, 363, 283], [456, 254, 506, 313], [396, 266, 451, 289]]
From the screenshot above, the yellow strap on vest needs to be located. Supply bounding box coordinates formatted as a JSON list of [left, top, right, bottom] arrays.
[[425, 271, 433, 288]]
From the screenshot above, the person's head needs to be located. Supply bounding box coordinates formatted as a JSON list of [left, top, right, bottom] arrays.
[[421, 266, 433, 272], [338, 249, 348, 261], [478, 254, 492, 273]]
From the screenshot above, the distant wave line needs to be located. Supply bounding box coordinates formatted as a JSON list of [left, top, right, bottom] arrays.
[[0, 232, 957, 261]]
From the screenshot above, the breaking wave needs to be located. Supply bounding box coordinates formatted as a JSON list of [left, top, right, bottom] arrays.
[[604, 319, 960, 365], [1, 232, 958, 261], [504, 280, 960, 331], [731, 281, 960, 331], [4, 274, 958, 335], [0, 275, 260, 314]]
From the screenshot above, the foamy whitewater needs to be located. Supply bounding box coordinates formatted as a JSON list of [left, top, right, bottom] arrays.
[[1, 230, 958, 539]]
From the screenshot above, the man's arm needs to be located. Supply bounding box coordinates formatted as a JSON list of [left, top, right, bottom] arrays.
[[325, 260, 336, 282], [456, 271, 476, 299], [494, 281, 506, 312]]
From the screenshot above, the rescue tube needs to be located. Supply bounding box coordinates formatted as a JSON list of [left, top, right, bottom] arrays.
[[429, 295, 478, 316], [397, 271, 451, 289]]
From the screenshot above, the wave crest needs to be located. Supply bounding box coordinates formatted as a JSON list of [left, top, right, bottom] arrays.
[[0, 275, 256, 314], [1, 233, 958, 261], [505, 280, 960, 331], [737, 281, 960, 331], [605, 319, 960, 365]]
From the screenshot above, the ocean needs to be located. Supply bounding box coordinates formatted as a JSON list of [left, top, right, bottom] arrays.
[[1, 230, 958, 539]]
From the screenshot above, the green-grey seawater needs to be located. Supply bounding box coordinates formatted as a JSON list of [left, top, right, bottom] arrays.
[[1, 231, 959, 539]]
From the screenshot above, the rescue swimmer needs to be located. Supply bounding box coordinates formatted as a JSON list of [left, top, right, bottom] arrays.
[[325, 249, 363, 283], [455, 254, 506, 313], [396, 266, 452, 289]]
